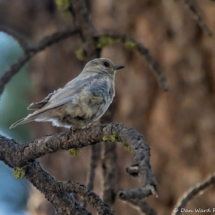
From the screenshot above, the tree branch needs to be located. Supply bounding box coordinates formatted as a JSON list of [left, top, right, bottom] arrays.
[[0, 123, 157, 195], [70, 0, 99, 60], [0, 25, 32, 52], [82, 144, 100, 208], [95, 34, 169, 91], [0, 27, 80, 97], [25, 161, 91, 215], [124, 199, 157, 215], [182, 0, 213, 36], [62, 180, 114, 215], [172, 172, 215, 215]]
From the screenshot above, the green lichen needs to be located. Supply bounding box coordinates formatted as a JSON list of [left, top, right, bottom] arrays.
[[69, 148, 81, 157], [124, 144, 132, 152], [97, 36, 115, 48], [13, 167, 25, 179], [124, 39, 136, 49], [75, 48, 85, 61], [102, 134, 117, 142], [55, 0, 71, 20]]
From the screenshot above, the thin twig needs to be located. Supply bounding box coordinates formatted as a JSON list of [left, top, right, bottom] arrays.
[[82, 144, 100, 208], [95, 34, 169, 91], [0, 27, 80, 97], [70, 0, 99, 60], [102, 142, 118, 207], [118, 187, 152, 201], [182, 0, 213, 36], [0, 25, 31, 52], [172, 172, 215, 215], [125, 199, 157, 215], [101, 106, 118, 208]]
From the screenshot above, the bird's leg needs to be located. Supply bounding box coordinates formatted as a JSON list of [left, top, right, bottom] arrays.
[[86, 122, 97, 129], [70, 127, 77, 135], [70, 127, 82, 135]]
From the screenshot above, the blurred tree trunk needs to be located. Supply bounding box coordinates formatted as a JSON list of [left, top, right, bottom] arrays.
[[1, 0, 215, 214]]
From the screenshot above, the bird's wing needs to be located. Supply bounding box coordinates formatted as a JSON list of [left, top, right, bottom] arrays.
[[27, 89, 61, 110], [29, 73, 110, 115]]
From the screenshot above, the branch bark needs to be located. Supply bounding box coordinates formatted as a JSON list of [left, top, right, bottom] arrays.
[[172, 172, 215, 215], [0, 123, 157, 209], [0, 27, 80, 97], [182, 0, 213, 36]]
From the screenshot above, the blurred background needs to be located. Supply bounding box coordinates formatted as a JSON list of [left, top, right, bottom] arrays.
[[1, 0, 215, 215]]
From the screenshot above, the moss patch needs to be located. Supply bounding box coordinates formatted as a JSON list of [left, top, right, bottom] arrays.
[[55, 0, 71, 20], [97, 36, 115, 48], [75, 48, 85, 61], [124, 39, 136, 49], [124, 144, 132, 152], [69, 148, 81, 157], [102, 134, 117, 142], [13, 167, 25, 179]]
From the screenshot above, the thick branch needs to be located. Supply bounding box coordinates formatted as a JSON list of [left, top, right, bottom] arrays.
[[172, 172, 215, 215], [95, 34, 169, 91], [0, 27, 80, 97], [0, 123, 157, 195], [25, 161, 90, 215]]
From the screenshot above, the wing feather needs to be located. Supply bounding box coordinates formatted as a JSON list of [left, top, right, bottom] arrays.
[[30, 73, 108, 115]]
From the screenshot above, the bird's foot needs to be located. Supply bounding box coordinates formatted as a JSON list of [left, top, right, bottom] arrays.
[[70, 127, 81, 135]]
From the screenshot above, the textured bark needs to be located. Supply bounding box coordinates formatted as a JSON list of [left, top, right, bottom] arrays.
[[0, 123, 156, 190], [0, 123, 156, 214]]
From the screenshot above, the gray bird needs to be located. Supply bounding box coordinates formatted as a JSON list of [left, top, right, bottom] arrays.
[[10, 58, 124, 129]]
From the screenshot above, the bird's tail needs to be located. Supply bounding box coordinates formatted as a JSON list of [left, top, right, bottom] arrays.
[[10, 115, 36, 129]]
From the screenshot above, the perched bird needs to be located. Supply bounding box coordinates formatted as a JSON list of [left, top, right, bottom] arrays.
[[10, 58, 124, 129]]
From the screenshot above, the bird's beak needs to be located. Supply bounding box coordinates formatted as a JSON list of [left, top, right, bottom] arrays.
[[115, 65, 125, 70]]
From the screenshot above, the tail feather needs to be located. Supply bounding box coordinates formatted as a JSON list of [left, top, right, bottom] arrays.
[[10, 116, 36, 129]]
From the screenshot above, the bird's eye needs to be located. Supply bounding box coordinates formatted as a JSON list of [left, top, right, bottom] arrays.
[[104, 62, 109, 67]]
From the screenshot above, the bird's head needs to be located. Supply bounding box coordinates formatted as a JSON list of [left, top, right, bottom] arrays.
[[82, 58, 124, 79]]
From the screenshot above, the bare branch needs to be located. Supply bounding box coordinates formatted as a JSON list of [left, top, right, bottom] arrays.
[[70, 0, 99, 60], [0, 27, 80, 97], [118, 187, 152, 201], [101, 107, 118, 208], [25, 161, 91, 215], [0, 137, 113, 214], [0, 25, 31, 52], [102, 142, 118, 207], [0, 123, 157, 195], [82, 144, 100, 208], [125, 199, 157, 215], [172, 172, 215, 215], [62, 180, 114, 215], [95, 34, 169, 91], [182, 0, 213, 36]]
